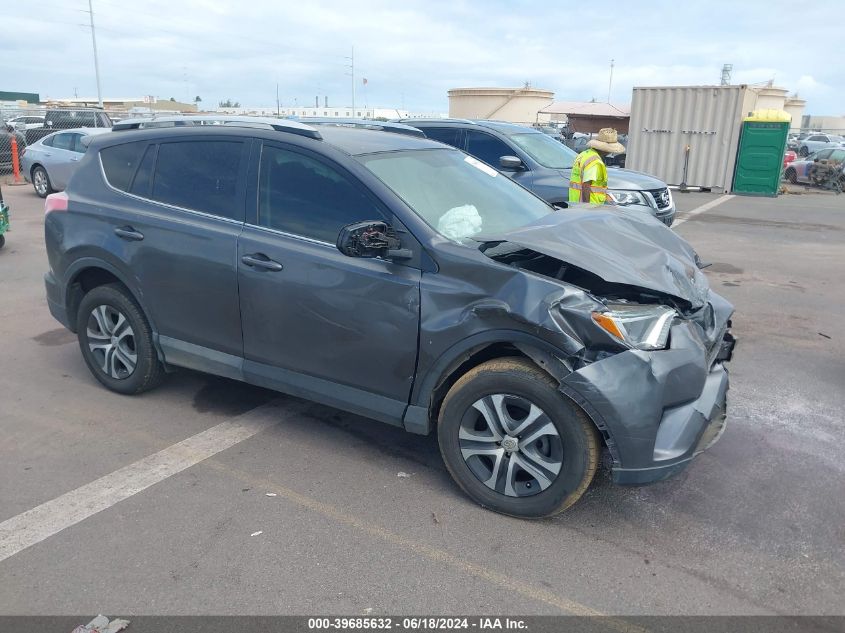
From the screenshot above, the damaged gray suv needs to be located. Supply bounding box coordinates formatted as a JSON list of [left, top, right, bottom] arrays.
[[44, 116, 735, 518]]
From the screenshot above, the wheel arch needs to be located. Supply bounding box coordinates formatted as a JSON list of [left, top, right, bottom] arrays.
[[407, 331, 609, 447], [64, 259, 158, 342]]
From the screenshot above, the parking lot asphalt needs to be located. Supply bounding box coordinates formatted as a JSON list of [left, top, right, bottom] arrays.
[[0, 184, 843, 616]]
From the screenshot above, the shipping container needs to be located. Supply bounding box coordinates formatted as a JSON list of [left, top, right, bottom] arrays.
[[626, 85, 757, 192]]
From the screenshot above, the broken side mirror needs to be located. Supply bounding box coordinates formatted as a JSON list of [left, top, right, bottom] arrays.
[[337, 221, 412, 261], [499, 155, 524, 171]]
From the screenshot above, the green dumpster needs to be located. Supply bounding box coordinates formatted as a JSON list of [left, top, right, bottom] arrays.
[[732, 109, 791, 196]]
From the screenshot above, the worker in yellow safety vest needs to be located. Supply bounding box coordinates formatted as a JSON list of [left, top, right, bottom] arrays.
[[568, 128, 626, 204]]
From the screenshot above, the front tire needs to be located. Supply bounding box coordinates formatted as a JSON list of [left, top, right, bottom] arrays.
[[785, 167, 797, 184], [438, 358, 600, 518], [799, 146, 809, 157], [76, 284, 164, 395]]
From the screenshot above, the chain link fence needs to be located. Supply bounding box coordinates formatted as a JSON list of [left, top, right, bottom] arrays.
[[0, 106, 135, 177]]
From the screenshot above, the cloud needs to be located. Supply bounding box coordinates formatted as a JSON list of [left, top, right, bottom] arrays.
[[4, 0, 843, 114]]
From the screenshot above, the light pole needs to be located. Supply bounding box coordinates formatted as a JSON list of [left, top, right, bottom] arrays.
[[87, 0, 103, 107], [607, 59, 614, 104]]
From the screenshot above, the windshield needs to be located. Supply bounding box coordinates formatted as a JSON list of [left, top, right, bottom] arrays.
[[508, 132, 577, 169], [360, 149, 553, 241]]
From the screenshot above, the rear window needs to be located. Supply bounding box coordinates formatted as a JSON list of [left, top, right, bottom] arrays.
[[100, 142, 147, 192]]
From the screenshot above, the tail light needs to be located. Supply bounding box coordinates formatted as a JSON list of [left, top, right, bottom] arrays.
[[45, 191, 69, 215]]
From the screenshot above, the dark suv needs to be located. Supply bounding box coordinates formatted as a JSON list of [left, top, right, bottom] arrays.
[[404, 119, 675, 226], [44, 116, 734, 517], [26, 108, 112, 145]]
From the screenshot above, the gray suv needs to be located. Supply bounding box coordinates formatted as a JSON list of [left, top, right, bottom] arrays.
[[404, 119, 675, 226], [44, 116, 733, 518]]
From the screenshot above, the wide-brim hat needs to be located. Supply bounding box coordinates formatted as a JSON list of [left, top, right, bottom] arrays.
[[588, 128, 625, 154]]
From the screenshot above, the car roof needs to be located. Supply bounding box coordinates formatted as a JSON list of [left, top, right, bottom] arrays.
[[400, 117, 541, 136], [102, 116, 446, 156], [295, 125, 443, 155]]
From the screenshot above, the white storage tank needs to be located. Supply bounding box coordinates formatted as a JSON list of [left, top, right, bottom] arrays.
[[448, 87, 554, 125]]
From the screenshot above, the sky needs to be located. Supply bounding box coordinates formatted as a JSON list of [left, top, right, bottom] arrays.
[[6, 0, 842, 115]]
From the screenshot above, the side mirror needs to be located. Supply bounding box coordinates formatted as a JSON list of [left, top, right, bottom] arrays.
[[337, 221, 412, 260], [499, 155, 524, 171], [46, 121, 53, 127]]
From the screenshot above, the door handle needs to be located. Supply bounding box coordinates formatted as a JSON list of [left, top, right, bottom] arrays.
[[241, 254, 283, 272], [114, 226, 144, 241]]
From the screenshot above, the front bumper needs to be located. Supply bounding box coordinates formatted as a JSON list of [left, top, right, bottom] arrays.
[[561, 320, 735, 485]]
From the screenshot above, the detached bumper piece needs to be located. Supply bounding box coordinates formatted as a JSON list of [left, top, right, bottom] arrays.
[[562, 322, 735, 486]]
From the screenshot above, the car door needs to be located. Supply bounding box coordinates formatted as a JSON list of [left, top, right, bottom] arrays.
[[464, 129, 533, 188], [237, 141, 421, 422], [46, 132, 82, 189], [98, 137, 248, 371]]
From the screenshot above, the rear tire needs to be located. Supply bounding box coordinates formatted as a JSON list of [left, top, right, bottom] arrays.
[[76, 284, 164, 395], [437, 358, 600, 518], [799, 146, 809, 157], [32, 166, 54, 198], [0, 234, 4, 249], [785, 168, 797, 184]]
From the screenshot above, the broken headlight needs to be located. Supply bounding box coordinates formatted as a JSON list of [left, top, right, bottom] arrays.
[[591, 304, 677, 350]]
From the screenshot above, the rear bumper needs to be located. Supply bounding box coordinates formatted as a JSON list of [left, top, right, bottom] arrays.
[[45, 271, 72, 330], [561, 320, 736, 485]]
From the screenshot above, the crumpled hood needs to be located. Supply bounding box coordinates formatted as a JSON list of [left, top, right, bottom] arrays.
[[477, 207, 710, 308]]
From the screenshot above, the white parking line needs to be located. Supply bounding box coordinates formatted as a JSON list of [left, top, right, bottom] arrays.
[[0, 403, 283, 563], [673, 194, 735, 226]]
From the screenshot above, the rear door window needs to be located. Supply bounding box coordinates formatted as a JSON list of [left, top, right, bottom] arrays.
[[151, 140, 244, 220], [51, 133, 75, 151], [421, 127, 464, 149], [465, 130, 515, 168], [70, 134, 87, 153]]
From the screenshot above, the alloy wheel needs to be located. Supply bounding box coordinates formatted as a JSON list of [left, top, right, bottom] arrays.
[[86, 305, 137, 379], [33, 169, 48, 196], [459, 394, 563, 497]]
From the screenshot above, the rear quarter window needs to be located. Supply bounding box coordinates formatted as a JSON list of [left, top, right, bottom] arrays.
[[100, 142, 148, 192]]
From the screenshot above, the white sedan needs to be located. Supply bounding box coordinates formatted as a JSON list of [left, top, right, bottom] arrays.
[[21, 128, 111, 198]]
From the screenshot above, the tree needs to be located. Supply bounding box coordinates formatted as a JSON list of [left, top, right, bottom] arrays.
[[194, 96, 202, 104], [218, 98, 240, 108], [169, 97, 176, 102]]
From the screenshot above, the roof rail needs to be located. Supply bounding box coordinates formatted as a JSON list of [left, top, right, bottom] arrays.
[[111, 115, 322, 140], [300, 118, 425, 138], [392, 117, 475, 125]]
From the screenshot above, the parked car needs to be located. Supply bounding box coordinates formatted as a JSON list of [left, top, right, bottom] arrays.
[[797, 133, 845, 157], [5, 115, 45, 131], [21, 128, 111, 197], [403, 119, 675, 225], [43, 115, 735, 518], [783, 149, 797, 169], [25, 108, 112, 145], [784, 147, 845, 185]]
